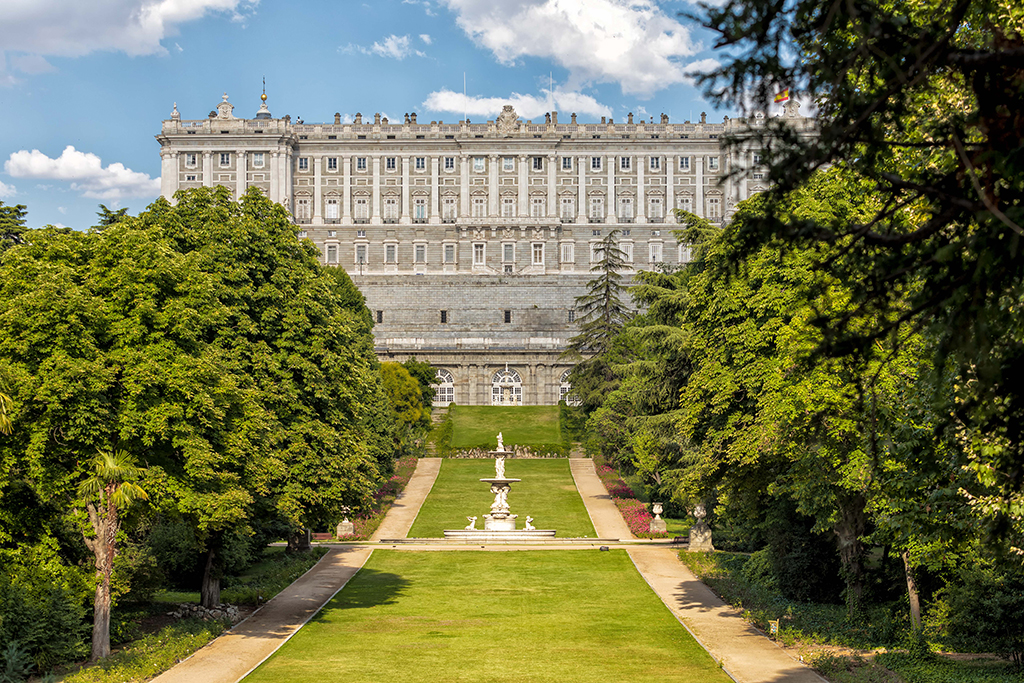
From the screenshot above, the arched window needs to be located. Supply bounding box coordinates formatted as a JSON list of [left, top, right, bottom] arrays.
[[491, 368, 523, 406], [560, 369, 579, 406], [433, 369, 455, 406]]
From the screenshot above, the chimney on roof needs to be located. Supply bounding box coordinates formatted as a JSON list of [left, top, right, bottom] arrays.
[[334, 112, 341, 124], [700, 112, 707, 124], [601, 116, 606, 124], [571, 113, 577, 124], [545, 113, 551, 124], [411, 112, 417, 124], [404, 113, 410, 124], [374, 112, 381, 125], [627, 112, 634, 124]]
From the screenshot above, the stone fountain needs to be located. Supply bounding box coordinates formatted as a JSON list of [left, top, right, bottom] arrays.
[[443, 432, 556, 541]]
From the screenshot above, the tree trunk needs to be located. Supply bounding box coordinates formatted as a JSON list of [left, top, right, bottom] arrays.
[[92, 572, 111, 661], [84, 497, 117, 661], [833, 493, 867, 615], [200, 543, 221, 608], [902, 550, 922, 633]]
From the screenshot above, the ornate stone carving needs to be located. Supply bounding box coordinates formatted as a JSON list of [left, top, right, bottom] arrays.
[[496, 105, 519, 137], [465, 516, 478, 530], [216, 93, 235, 120]]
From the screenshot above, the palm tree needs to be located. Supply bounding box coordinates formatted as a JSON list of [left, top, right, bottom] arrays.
[[79, 450, 148, 661]]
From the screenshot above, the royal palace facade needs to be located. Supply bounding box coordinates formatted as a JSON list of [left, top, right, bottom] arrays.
[[157, 93, 813, 406]]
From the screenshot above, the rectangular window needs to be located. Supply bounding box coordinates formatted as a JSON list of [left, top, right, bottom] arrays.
[[590, 242, 601, 263], [356, 157, 367, 171], [442, 197, 457, 222], [444, 157, 455, 171], [648, 198, 664, 219], [650, 242, 663, 263], [589, 196, 604, 220], [504, 310, 512, 324], [560, 197, 574, 220], [531, 197, 545, 218], [620, 157, 631, 171], [532, 243, 544, 265], [385, 157, 397, 171], [501, 197, 516, 217], [220, 153, 231, 167], [354, 197, 369, 220], [707, 197, 721, 218], [503, 243, 515, 262], [185, 153, 197, 167], [385, 244, 397, 263], [297, 157, 308, 171], [677, 196, 692, 214], [415, 157, 426, 170], [471, 197, 486, 218], [357, 229, 366, 238], [383, 197, 399, 222], [295, 198, 311, 222], [326, 245, 338, 264], [413, 198, 427, 222], [621, 242, 633, 262], [561, 157, 572, 170], [649, 156, 661, 170], [753, 153, 763, 165], [618, 197, 634, 222], [325, 198, 340, 220], [532, 157, 543, 171], [440, 310, 448, 323], [185, 174, 197, 181], [473, 243, 485, 265], [707, 156, 719, 171], [473, 157, 485, 172], [355, 244, 367, 264], [568, 309, 575, 323], [252, 152, 265, 168], [591, 156, 602, 171], [444, 244, 456, 263], [679, 244, 693, 263], [679, 156, 690, 171], [561, 243, 574, 263], [503, 157, 515, 171], [327, 230, 337, 238], [415, 244, 426, 263], [376, 310, 383, 324], [327, 157, 338, 171]]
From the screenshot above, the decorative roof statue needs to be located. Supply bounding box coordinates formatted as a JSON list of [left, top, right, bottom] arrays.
[[496, 105, 519, 137], [216, 93, 235, 120]]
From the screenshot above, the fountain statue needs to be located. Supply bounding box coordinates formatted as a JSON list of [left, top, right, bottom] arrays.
[[465, 516, 478, 530]]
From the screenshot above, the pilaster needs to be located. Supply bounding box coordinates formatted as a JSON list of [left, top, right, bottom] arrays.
[[235, 151, 246, 200], [637, 155, 646, 223], [371, 155, 381, 224], [401, 155, 411, 223], [313, 154, 323, 224]]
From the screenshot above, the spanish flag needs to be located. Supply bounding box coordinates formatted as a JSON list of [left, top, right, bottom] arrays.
[[774, 88, 790, 103]]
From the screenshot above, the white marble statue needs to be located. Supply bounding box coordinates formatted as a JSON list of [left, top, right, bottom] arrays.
[[490, 484, 509, 512], [496, 432, 504, 452], [465, 516, 478, 530], [525, 516, 535, 530], [495, 455, 506, 479]]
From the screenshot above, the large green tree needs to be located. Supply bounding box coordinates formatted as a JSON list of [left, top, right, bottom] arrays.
[[690, 0, 1024, 518]]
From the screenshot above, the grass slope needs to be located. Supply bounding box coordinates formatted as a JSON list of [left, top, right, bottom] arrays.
[[246, 550, 730, 683], [407, 459, 596, 538], [450, 406, 562, 448]]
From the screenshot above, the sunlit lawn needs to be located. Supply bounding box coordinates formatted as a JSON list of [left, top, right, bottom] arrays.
[[407, 459, 595, 538], [450, 405, 562, 449], [245, 550, 731, 683]]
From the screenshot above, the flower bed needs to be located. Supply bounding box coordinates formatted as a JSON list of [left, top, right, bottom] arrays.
[[338, 455, 419, 541], [593, 458, 674, 539]]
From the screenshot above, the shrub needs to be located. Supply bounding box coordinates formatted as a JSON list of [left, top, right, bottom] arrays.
[[592, 456, 672, 539]]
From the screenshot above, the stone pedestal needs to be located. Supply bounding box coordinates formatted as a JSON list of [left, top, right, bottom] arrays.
[[336, 520, 355, 536], [688, 520, 714, 552], [649, 518, 668, 533], [483, 514, 518, 531]]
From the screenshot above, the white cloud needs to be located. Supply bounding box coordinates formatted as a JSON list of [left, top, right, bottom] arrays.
[[0, 0, 254, 81], [5, 146, 160, 201], [57, 206, 67, 214], [402, 0, 437, 15], [438, 0, 707, 97], [0, 180, 15, 198], [341, 34, 426, 60], [420, 33, 433, 44], [10, 54, 55, 74], [423, 88, 612, 120]]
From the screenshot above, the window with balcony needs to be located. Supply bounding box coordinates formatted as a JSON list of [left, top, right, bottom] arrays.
[[442, 197, 457, 223], [679, 243, 693, 263], [471, 197, 486, 218], [354, 197, 369, 223], [648, 197, 664, 222], [531, 197, 545, 218], [501, 197, 516, 218], [325, 198, 340, 222], [677, 196, 692, 214], [383, 197, 399, 223], [589, 197, 604, 222], [413, 198, 427, 223], [295, 198, 311, 223], [707, 197, 721, 218], [560, 197, 575, 221], [618, 197, 634, 223]]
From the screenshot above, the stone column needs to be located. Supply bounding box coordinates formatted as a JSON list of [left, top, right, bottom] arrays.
[[695, 157, 705, 217], [313, 154, 323, 224], [202, 152, 213, 188], [637, 155, 646, 223], [460, 155, 470, 218], [547, 155, 557, 217], [371, 155, 381, 224], [236, 151, 247, 200], [342, 154, 352, 221], [518, 155, 528, 217], [284, 148, 294, 216], [430, 156, 440, 223], [577, 155, 587, 222], [607, 154, 616, 221], [666, 154, 675, 217], [401, 155, 411, 223], [489, 155, 499, 216], [270, 152, 280, 203], [160, 150, 177, 199], [468, 364, 479, 406]]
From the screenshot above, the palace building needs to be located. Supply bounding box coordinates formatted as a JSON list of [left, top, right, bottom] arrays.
[[157, 93, 813, 406]]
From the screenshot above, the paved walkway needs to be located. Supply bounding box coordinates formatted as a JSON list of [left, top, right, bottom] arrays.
[[569, 458, 634, 539], [569, 457, 823, 683], [151, 457, 442, 683]]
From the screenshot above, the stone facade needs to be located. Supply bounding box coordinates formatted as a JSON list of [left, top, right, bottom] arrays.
[[157, 95, 813, 405]]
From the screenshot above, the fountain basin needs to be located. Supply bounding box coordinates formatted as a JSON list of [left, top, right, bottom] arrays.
[[479, 478, 521, 485], [443, 529, 557, 541]]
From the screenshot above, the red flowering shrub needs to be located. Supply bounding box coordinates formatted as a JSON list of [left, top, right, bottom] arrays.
[[594, 458, 673, 539], [337, 455, 419, 541]]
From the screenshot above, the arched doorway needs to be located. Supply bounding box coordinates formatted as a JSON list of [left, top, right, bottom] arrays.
[[433, 369, 454, 406], [559, 369, 579, 406], [491, 368, 523, 405]]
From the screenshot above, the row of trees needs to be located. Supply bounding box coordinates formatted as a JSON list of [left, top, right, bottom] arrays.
[[0, 188, 425, 669]]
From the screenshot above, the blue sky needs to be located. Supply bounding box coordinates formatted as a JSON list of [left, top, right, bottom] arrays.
[[0, 0, 742, 231]]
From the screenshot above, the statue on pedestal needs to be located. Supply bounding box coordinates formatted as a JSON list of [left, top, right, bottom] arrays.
[[465, 516, 478, 530], [495, 455, 506, 479], [496, 432, 504, 452], [688, 502, 715, 552]]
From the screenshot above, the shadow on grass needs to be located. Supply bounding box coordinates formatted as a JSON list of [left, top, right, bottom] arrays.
[[310, 568, 411, 620]]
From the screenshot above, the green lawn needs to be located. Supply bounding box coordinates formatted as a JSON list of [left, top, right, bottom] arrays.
[[407, 459, 596, 538], [450, 405, 562, 449], [245, 550, 731, 683]]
